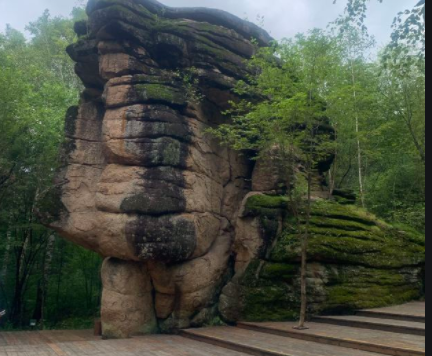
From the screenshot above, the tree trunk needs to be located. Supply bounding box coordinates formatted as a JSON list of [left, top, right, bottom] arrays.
[[1, 231, 12, 280], [0, 164, 15, 190], [11, 253, 24, 326], [329, 158, 337, 196], [32, 283, 43, 322], [356, 116, 366, 207], [400, 83, 425, 164], [350, 59, 366, 208], [38, 234, 56, 328], [297, 170, 312, 329], [55, 241, 65, 321], [406, 119, 426, 163]]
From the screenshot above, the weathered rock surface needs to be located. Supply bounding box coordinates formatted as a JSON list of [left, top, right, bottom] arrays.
[[101, 258, 157, 338], [42, 0, 425, 339], [42, 0, 269, 338], [220, 196, 425, 323]]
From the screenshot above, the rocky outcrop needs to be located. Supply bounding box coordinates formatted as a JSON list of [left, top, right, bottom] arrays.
[[101, 258, 157, 338], [42, 0, 425, 339], [42, 0, 271, 338], [220, 196, 425, 322]]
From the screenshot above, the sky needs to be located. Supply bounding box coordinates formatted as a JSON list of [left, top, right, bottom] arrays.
[[0, 0, 418, 48]]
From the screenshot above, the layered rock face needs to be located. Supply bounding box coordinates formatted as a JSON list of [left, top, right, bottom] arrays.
[[45, 0, 272, 338], [221, 195, 425, 323], [44, 0, 425, 339]]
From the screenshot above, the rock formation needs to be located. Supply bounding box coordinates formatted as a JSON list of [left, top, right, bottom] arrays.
[[221, 194, 425, 323], [42, 0, 425, 339]]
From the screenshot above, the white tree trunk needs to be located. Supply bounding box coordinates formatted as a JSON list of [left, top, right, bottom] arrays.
[[351, 60, 366, 208]]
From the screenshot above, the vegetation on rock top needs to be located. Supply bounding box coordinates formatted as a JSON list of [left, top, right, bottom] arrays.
[[238, 196, 425, 321]]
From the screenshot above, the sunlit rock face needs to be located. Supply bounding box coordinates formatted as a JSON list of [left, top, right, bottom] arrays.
[[43, 0, 272, 338]]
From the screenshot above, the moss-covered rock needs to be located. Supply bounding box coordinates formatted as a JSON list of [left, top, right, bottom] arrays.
[[271, 201, 425, 268], [133, 84, 186, 107], [236, 197, 425, 321], [244, 194, 288, 217], [325, 266, 422, 311]]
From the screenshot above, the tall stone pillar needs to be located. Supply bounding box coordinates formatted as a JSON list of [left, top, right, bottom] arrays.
[[101, 258, 157, 338]]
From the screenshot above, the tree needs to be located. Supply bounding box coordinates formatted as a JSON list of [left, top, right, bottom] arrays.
[[327, 25, 378, 207], [335, 0, 426, 65], [336, 0, 425, 39], [379, 53, 425, 163], [210, 30, 338, 328], [0, 7, 102, 329], [329, 1, 425, 228]]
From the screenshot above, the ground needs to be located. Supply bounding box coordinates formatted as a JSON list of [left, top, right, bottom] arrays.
[[0, 302, 425, 356]]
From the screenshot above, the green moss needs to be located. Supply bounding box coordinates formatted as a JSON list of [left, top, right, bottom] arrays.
[[326, 285, 420, 311], [161, 140, 182, 166], [261, 263, 299, 281], [154, 20, 247, 76], [326, 267, 411, 286], [88, 1, 155, 21], [309, 216, 374, 232], [240, 262, 300, 321], [312, 201, 382, 226], [240, 260, 423, 321], [392, 223, 426, 246], [324, 266, 423, 311], [266, 200, 425, 268], [192, 42, 243, 75], [131, 74, 177, 86], [271, 232, 425, 268], [103, 4, 153, 22], [242, 195, 288, 254], [307, 226, 385, 241], [237, 197, 425, 321], [334, 195, 355, 205], [135, 84, 186, 107], [245, 194, 288, 216], [204, 316, 227, 327], [242, 284, 299, 322]]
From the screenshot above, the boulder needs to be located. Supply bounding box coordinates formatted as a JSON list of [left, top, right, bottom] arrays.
[[221, 197, 425, 322], [44, 0, 264, 338]]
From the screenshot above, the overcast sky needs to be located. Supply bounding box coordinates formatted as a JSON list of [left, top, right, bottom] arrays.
[[0, 0, 418, 48]]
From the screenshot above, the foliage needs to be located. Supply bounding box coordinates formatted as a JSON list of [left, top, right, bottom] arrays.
[[176, 67, 205, 104], [324, 22, 425, 231], [209, 30, 338, 170], [335, 0, 425, 43], [335, 0, 426, 68], [327, 48, 425, 230], [0, 7, 102, 330], [210, 29, 342, 327]]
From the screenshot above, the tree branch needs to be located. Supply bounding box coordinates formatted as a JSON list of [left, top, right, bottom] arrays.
[[0, 164, 16, 188]]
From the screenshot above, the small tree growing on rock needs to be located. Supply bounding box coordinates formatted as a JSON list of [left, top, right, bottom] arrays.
[[209, 30, 339, 328]]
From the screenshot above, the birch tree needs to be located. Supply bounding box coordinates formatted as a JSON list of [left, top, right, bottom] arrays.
[[210, 30, 339, 328]]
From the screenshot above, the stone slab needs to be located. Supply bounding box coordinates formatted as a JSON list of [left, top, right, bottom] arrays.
[[238, 321, 425, 356], [0, 331, 249, 356], [182, 326, 391, 356], [315, 314, 425, 336], [358, 302, 426, 323]]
